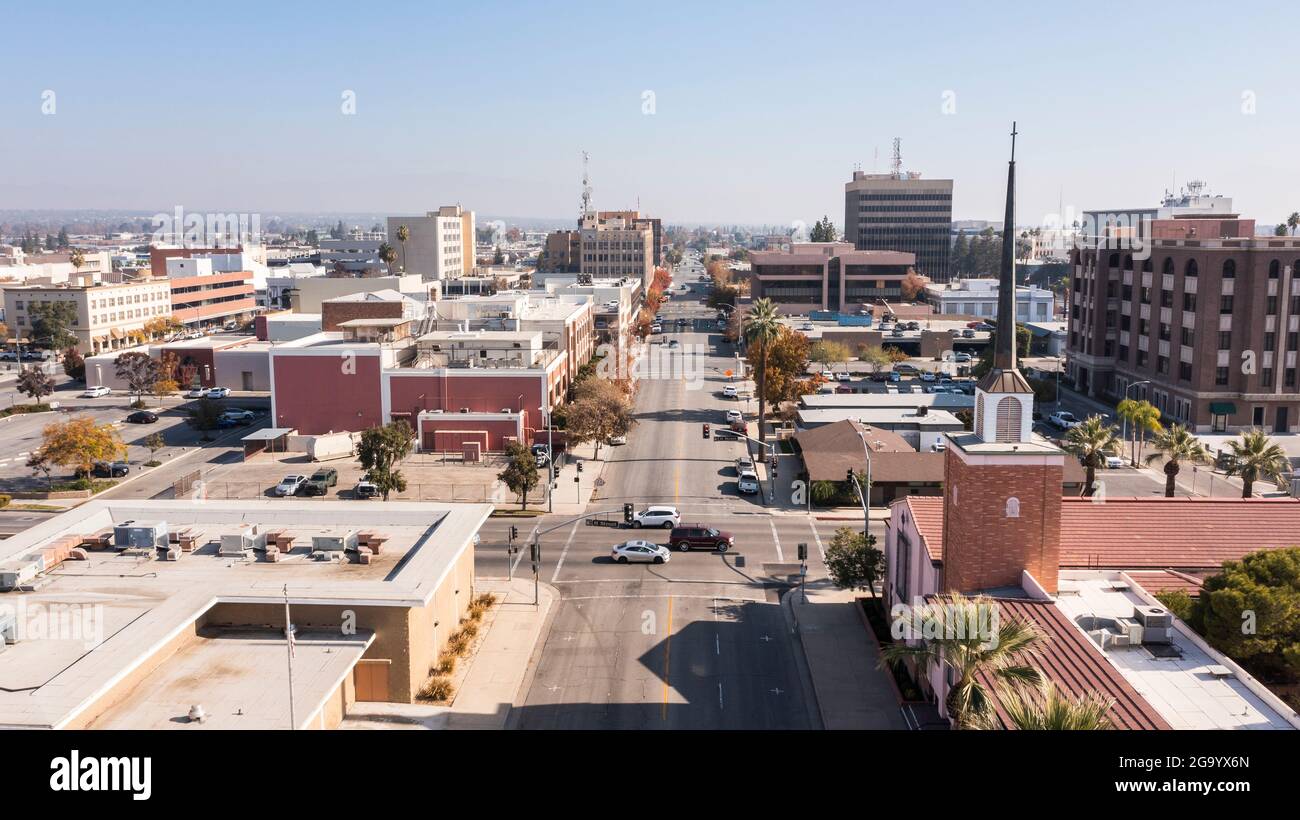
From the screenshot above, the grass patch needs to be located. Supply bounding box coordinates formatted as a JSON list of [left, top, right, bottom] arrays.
[[432, 651, 457, 676], [458, 620, 479, 640], [489, 509, 545, 518], [144, 460, 162, 467], [0, 403, 52, 419], [49, 478, 118, 494], [4, 503, 64, 511]]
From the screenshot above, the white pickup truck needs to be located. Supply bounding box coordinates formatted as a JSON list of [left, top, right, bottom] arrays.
[[1048, 410, 1081, 430]]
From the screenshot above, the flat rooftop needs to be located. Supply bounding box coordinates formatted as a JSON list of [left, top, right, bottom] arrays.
[[1056, 572, 1298, 730], [797, 407, 965, 427], [0, 499, 489, 729]]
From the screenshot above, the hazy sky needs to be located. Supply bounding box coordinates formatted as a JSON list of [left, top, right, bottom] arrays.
[[3, 1, 1298, 228]]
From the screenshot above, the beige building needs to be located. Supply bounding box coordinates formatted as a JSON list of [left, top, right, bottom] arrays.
[[3, 277, 173, 354], [387, 205, 476, 281], [0, 499, 486, 730], [579, 213, 654, 288]]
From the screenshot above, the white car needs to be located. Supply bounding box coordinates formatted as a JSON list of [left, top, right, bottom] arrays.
[[736, 456, 755, 474], [835, 372, 851, 382], [722, 385, 738, 399], [651, 323, 662, 334], [220, 409, 256, 423], [81, 386, 111, 398], [632, 505, 680, 529], [611, 539, 670, 564], [608, 434, 627, 445], [737, 471, 760, 494], [185, 387, 209, 399], [919, 372, 936, 382], [800, 323, 815, 331], [274, 475, 306, 496], [1049, 411, 1081, 430], [1105, 455, 1125, 469], [725, 409, 743, 424], [206, 387, 230, 398]]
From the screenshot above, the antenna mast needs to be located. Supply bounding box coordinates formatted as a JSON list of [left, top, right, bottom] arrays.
[[580, 151, 593, 218], [891, 138, 902, 178]]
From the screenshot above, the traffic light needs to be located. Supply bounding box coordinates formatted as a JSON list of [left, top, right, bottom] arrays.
[[509, 526, 518, 543], [576, 461, 583, 473], [846, 468, 855, 483], [797, 542, 808, 561], [623, 503, 634, 524], [703, 423, 710, 439], [530, 543, 540, 563]]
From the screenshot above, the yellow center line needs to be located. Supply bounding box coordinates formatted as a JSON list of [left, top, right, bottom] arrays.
[[661, 595, 674, 721]]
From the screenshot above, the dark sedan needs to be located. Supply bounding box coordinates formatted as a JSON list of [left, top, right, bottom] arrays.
[[125, 411, 159, 424]]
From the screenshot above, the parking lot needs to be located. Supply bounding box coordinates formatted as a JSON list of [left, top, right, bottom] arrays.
[[184, 449, 514, 503]]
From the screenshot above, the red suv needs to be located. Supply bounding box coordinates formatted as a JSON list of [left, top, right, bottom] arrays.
[[669, 525, 735, 552]]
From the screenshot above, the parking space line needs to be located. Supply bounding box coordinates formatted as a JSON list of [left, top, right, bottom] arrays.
[[769, 520, 784, 562], [807, 518, 826, 562]]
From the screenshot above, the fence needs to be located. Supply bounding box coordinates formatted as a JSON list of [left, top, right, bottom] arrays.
[[186, 482, 504, 503]]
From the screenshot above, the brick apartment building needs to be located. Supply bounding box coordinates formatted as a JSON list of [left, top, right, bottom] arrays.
[[320, 289, 421, 331], [1067, 214, 1300, 433], [165, 257, 257, 328], [747, 242, 916, 313]]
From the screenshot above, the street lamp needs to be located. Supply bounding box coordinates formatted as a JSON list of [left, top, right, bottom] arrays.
[[851, 426, 873, 537]]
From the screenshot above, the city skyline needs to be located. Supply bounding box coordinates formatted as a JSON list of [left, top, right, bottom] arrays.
[[2, 1, 1298, 227]]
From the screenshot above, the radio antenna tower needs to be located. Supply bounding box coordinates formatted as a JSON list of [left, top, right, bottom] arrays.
[[580, 151, 594, 218], [891, 138, 902, 178]]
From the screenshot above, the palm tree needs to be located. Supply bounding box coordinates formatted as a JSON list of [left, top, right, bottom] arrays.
[[1224, 428, 1290, 498], [69, 248, 85, 271], [395, 224, 410, 272], [974, 682, 1115, 730], [1144, 423, 1209, 497], [880, 594, 1046, 729], [1116, 398, 1162, 466], [377, 242, 397, 273], [1062, 415, 1123, 497], [742, 298, 781, 443], [1288, 212, 1300, 237]]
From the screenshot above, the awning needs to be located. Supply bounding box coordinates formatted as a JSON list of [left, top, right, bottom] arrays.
[[1209, 402, 1237, 415], [242, 427, 295, 441]]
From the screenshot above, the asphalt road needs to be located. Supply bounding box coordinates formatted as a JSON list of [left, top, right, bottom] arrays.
[[488, 267, 840, 730]]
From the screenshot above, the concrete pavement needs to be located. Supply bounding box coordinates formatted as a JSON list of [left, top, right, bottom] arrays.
[[787, 583, 910, 730]]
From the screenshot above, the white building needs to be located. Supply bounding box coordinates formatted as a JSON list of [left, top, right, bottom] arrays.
[[262, 262, 326, 309], [386, 206, 476, 281], [924, 277, 1055, 322]]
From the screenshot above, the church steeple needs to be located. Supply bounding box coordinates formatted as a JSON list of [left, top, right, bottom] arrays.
[[975, 122, 1034, 412]]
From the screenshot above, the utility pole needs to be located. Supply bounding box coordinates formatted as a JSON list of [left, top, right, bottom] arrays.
[[283, 584, 296, 731]]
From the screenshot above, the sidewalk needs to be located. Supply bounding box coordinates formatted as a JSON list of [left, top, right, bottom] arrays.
[[549, 438, 607, 516], [341, 577, 556, 730], [784, 583, 909, 730]]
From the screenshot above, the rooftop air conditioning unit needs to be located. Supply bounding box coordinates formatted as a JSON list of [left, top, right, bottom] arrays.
[[114, 520, 169, 550], [460, 407, 469, 413], [0, 607, 16, 645], [311, 532, 357, 561], [1134, 605, 1172, 629], [0, 560, 40, 593]]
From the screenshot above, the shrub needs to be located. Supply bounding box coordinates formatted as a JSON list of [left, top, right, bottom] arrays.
[[433, 651, 457, 676], [0, 494, 9, 508], [459, 620, 479, 640], [474, 593, 497, 609], [417, 677, 454, 703], [447, 632, 470, 656]]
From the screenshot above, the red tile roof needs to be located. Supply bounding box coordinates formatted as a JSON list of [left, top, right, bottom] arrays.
[[902, 496, 1300, 572], [903, 496, 946, 561], [981, 598, 1172, 730], [1059, 497, 1300, 571]]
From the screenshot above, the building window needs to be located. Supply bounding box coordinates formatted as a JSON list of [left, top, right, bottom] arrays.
[[1219, 331, 1232, 350], [1269, 260, 1281, 279], [1179, 362, 1193, 381], [1182, 292, 1197, 312], [1215, 366, 1229, 385], [1004, 497, 1020, 518], [994, 397, 1021, 443], [1221, 259, 1235, 279], [1220, 295, 1234, 314]]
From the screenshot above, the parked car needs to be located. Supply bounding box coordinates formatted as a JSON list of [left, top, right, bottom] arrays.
[[736, 455, 755, 475], [125, 410, 158, 424], [206, 387, 230, 399], [611, 539, 670, 564], [953, 352, 972, 363], [91, 460, 130, 478], [530, 443, 550, 466], [0, 351, 16, 362], [920, 372, 936, 382], [1049, 410, 1081, 430], [81, 386, 111, 398], [888, 371, 901, 383], [184, 387, 208, 399], [650, 323, 662, 334], [961, 329, 976, 338], [894, 363, 918, 375], [737, 471, 760, 494], [275, 475, 307, 496], [722, 385, 738, 399], [219, 409, 256, 424], [669, 525, 735, 553], [667, 339, 679, 349], [353, 480, 379, 499], [800, 323, 815, 331], [632, 505, 680, 529], [608, 434, 627, 445], [1105, 455, 1125, 469], [835, 372, 851, 382], [301, 468, 338, 496]]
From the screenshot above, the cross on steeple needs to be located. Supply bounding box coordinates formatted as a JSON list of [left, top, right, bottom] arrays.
[[1010, 121, 1018, 162]]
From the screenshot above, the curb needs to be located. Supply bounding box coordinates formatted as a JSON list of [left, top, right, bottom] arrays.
[[779, 586, 827, 731], [503, 579, 561, 730]]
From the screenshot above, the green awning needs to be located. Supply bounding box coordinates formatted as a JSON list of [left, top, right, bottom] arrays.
[[1209, 402, 1236, 415]]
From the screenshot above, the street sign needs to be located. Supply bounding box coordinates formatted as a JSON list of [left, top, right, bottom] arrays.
[[586, 518, 621, 528]]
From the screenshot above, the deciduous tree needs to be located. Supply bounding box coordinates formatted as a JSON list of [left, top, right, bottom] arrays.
[[497, 441, 541, 510], [115, 351, 162, 405], [33, 416, 125, 479], [356, 419, 415, 500]]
